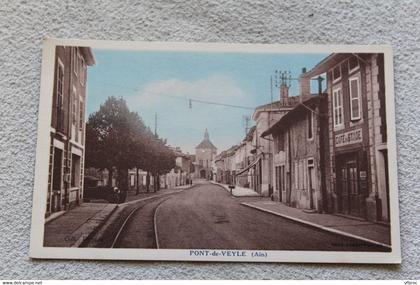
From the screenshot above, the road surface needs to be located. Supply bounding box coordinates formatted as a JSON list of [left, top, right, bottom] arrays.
[[114, 181, 385, 251]]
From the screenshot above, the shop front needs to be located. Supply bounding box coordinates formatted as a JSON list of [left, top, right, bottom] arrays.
[[333, 128, 369, 219]]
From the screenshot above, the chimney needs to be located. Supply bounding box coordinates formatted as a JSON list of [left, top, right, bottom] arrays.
[[279, 71, 290, 100], [280, 83, 289, 99], [299, 67, 310, 101]]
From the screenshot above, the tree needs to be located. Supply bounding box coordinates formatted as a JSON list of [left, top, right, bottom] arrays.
[[85, 97, 138, 193], [85, 96, 177, 196]]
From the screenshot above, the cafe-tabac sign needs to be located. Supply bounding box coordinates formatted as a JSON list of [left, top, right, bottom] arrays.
[[335, 128, 363, 147]]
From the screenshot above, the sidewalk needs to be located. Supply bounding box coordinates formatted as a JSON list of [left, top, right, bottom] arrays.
[[44, 203, 117, 247], [44, 185, 194, 248], [242, 200, 391, 248], [212, 181, 260, 197]]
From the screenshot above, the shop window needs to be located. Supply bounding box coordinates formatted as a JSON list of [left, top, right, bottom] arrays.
[[333, 88, 344, 128], [349, 77, 361, 120]]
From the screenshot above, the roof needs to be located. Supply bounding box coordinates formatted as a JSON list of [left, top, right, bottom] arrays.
[[261, 95, 325, 137], [243, 126, 256, 142], [303, 53, 356, 78], [79, 47, 96, 66], [195, 139, 217, 150]]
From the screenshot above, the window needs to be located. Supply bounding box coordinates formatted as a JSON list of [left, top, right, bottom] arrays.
[[307, 111, 314, 140], [275, 133, 284, 152], [275, 166, 279, 191], [280, 166, 285, 192], [332, 65, 341, 83], [333, 88, 344, 127], [73, 48, 78, 77], [79, 100, 84, 131], [71, 86, 77, 125], [71, 154, 81, 188], [349, 77, 361, 120], [348, 56, 359, 73], [56, 60, 64, 131], [80, 56, 86, 85]]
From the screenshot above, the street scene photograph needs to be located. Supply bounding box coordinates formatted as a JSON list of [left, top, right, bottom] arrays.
[[31, 40, 400, 262]]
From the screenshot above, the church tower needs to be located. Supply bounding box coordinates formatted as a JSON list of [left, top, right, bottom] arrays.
[[194, 129, 217, 180]]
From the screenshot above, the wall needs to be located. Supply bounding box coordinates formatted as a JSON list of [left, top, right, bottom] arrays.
[[0, 0, 419, 279]]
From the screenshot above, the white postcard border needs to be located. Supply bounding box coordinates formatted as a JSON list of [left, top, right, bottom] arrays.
[[29, 38, 401, 263]]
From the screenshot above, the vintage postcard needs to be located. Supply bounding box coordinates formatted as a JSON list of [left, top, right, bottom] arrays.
[[29, 38, 401, 263]]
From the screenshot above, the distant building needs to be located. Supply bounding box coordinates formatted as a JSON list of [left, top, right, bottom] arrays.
[[248, 81, 301, 196], [194, 129, 217, 180], [164, 147, 192, 188], [46, 46, 95, 216], [229, 127, 255, 188]]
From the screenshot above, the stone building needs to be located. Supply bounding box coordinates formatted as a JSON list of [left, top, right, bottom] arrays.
[[194, 129, 217, 180], [303, 53, 389, 222], [249, 81, 300, 196], [164, 147, 192, 188], [261, 95, 329, 212], [46, 46, 95, 216]]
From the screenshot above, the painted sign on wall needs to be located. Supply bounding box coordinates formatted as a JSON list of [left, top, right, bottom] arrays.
[[335, 128, 363, 147]]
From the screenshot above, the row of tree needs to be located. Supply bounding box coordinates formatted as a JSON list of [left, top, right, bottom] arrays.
[[85, 96, 176, 194]]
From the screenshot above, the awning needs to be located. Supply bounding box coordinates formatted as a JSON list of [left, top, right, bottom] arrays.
[[234, 155, 262, 177]]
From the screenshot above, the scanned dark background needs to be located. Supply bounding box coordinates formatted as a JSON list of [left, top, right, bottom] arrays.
[[0, 0, 419, 279]]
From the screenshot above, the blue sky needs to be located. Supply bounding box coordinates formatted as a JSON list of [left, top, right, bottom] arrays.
[[87, 49, 328, 154]]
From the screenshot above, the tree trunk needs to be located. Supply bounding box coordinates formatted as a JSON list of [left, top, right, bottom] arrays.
[[117, 168, 128, 193], [153, 173, 158, 192], [108, 167, 113, 187], [146, 171, 150, 193], [136, 167, 139, 195]]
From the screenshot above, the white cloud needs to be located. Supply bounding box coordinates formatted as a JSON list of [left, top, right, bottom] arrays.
[[132, 75, 246, 107]]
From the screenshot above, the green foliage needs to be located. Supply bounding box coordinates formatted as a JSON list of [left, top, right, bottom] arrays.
[[85, 96, 176, 190]]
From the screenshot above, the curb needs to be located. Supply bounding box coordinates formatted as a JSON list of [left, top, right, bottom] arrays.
[[44, 210, 66, 225], [210, 181, 260, 198], [71, 204, 118, 247], [241, 202, 392, 250]]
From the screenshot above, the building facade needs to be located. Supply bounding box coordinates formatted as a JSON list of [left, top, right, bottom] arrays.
[[46, 46, 95, 216], [248, 84, 301, 196], [164, 147, 192, 188], [262, 95, 329, 212], [302, 53, 389, 222], [194, 129, 217, 180]]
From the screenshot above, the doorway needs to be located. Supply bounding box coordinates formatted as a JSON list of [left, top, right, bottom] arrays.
[[52, 147, 63, 213], [336, 153, 365, 217], [307, 159, 315, 210], [200, 169, 206, 179]]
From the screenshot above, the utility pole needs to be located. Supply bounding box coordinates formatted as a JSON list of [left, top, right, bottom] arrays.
[[154, 112, 157, 136], [243, 115, 250, 137]]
